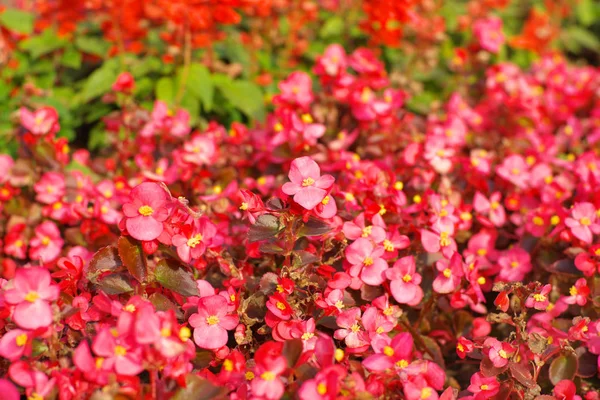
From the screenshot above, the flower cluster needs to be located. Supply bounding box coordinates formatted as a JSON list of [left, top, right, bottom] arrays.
[[1, 3, 600, 400]]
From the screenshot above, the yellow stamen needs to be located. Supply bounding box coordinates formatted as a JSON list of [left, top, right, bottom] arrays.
[[302, 177, 315, 187], [138, 205, 154, 216], [383, 346, 394, 357], [24, 291, 39, 303], [261, 371, 276, 381], [114, 345, 127, 356], [207, 315, 220, 325], [317, 383, 327, 395], [187, 234, 203, 248], [16, 334, 27, 347]]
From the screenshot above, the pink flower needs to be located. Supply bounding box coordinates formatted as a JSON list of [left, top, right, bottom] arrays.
[[282, 157, 335, 210], [385, 256, 424, 306], [172, 217, 217, 262], [29, 221, 64, 262], [342, 213, 386, 243], [473, 191, 506, 227], [315, 44, 347, 76], [473, 17, 505, 53], [485, 338, 514, 368], [182, 135, 217, 165], [467, 373, 500, 399], [361, 306, 394, 339], [525, 284, 552, 310], [313, 193, 338, 219], [73, 341, 109, 385], [564, 278, 590, 306], [421, 226, 457, 258], [334, 307, 369, 349], [565, 202, 600, 244], [363, 332, 413, 371], [251, 342, 287, 400], [33, 172, 65, 204], [350, 86, 391, 121], [456, 337, 474, 359], [275, 71, 314, 109], [92, 328, 144, 376], [0, 379, 19, 400], [291, 318, 318, 351], [189, 295, 239, 349], [3, 267, 59, 329], [19, 106, 60, 136], [122, 182, 172, 241], [266, 293, 294, 321], [345, 238, 388, 285], [9, 361, 55, 399], [0, 329, 30, 361], [432, 253, 464, 294], [554, 380, 582, 400], [298, 365, 345, 400], [498, 247, 532, 282], [404, 380, 439, 400], [574, 245, 600, 276], [496, 155, 530, 189]]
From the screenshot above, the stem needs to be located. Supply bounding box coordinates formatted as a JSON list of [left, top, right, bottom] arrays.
[[175, 23, 192, 106], [400, 319, 435, 360], [151, 370, 158, 399]]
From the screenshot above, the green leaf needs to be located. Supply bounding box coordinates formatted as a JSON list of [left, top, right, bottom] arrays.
[[214, 76, 265, 120], [185, 63, 214, 111], [66, 161, 96, 178], [117, 236, 147, 284], [88, 123, 107, 151], [82, 63, 117, 102], [155, 259, 199, 297], [75, 36, 110, 57], [248, 214, 282, 242], [564, 27, 600, 52], [20, 30, 68, 59], [549, 353, 578, 385], [156, 77, 174, 104], [320, 16, 344, 38], [0, 9, 34, 34], [576, 0, 596, 27]]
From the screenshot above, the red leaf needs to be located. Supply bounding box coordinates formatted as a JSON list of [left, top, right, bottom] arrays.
[[549, 353, 578, 385]]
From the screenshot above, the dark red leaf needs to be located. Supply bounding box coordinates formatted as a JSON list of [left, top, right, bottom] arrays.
[[118, 236, 147, 283], [549, 353, 578, 385]]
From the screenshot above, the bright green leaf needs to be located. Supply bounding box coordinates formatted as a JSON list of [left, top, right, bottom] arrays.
[[82, 63, 118, 102], [215, 78, 265, 121], [576, 0, 596, 27], [320, 16, 344, 38], [20, 30, 68, 59], [75, 36, 110, 57], [0, 9, 34, 34], [156, 77, 174, 104], [61, 47, 82, 69], [185, 63, 213, 111]]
